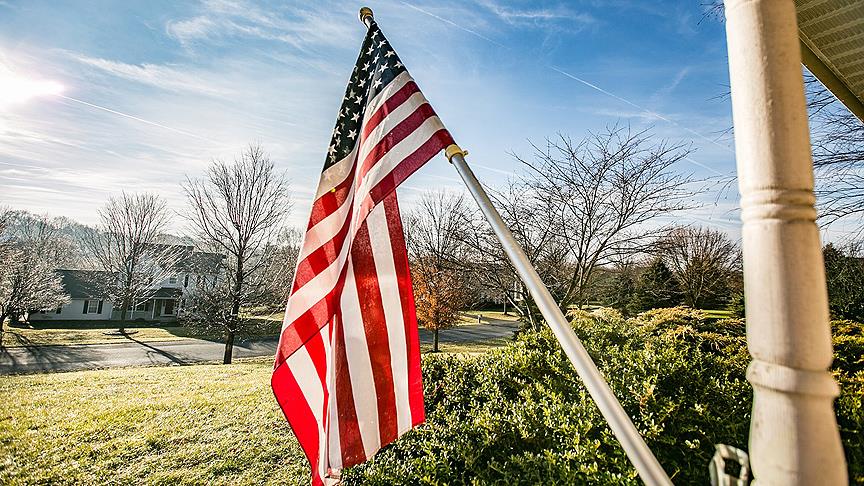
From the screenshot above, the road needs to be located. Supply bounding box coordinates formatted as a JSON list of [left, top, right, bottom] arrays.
[[0, 319, 520, 375]]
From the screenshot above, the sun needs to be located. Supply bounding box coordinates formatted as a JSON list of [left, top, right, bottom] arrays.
[[0, 70, 65, 107]]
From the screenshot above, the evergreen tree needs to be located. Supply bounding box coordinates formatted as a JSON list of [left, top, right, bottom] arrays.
[[823, 243, 864, 321], [608, 266, 639, 316], [634, 257, 681, 311]]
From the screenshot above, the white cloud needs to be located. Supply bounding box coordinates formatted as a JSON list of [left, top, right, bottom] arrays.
[[72, 55, 231, 97], [476, 0, 597, 28], [165, 0, 355, 52]]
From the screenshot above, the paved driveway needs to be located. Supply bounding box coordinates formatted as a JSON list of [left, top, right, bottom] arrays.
[[0, 319, 520, 374]]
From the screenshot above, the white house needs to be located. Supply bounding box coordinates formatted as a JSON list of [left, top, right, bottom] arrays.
[[29, 269, 115, 321], [29, 246, 223, 323]]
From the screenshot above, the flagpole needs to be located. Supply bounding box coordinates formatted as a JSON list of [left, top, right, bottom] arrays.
[[358, 7, 671, 486], [444, 145, 672, 485]]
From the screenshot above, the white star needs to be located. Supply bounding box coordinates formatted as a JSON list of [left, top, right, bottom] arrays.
[[378, 64, 387, 74], [372, 78, 382, 89], [372, 54, 380, 64], [366, 46, 374, 55], [362, 62, 371, 71], [394, 61, 403, 68], [377, 40, 386, 48], [349, 89, 355, 98], [328, 145, 336, 156], [358, 78, 367, 87], [385, 50, 395, 58], [354, 95, 363, 104], [351, 112, 360, 122], [347, 129, 357, 140]]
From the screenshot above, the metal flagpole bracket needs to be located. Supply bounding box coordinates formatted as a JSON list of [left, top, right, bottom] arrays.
[[446, 147, 672, 485], [359, 7, 374, 26], [445, 144, 468, 162]]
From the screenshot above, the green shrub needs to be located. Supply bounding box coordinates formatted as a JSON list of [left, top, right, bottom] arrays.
[[342, 309, 864, 485]]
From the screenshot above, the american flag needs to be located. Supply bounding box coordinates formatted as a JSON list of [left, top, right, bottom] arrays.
[[271, 16, 454, 485]]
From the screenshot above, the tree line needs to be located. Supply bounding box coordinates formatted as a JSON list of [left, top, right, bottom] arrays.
[[3, 119, 864, 358], [0, 144, 297, 362], [404, 125, 864, 349]]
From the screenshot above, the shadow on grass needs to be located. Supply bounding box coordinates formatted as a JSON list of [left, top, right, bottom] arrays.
[[0, 331, 98, 375], [120, 333, 187, 365]]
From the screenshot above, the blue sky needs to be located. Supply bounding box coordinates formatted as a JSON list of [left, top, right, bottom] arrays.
[[0, 0, 743, 235]]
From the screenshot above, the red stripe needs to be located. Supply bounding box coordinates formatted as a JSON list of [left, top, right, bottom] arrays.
[[292, 212, 352, 292], [271, 364, 324, 486], [276, 262, 351, 365], [332, 308, 365, 467], [362, 80, 419, 139], [308, 159, 356, 229], [358, 103, 438, 183], [383, 194, 425, 424], [350, 221, 399, 446]]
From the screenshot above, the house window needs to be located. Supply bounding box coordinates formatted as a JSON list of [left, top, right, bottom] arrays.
[[184, 274, 189, 288], [55, 306, 62, 314], [86, 300, 99, 314], [169, 276, 178, 284]]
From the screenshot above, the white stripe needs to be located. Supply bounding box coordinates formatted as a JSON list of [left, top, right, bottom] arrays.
[[313, 144, 357, 201], [340, 258, 381, 459], [366, 205, 411, 434], [326, 321, 343, 471], [282, 232, 351, 328], [317, 324, 332, 480], [357, 90, 428, 167]]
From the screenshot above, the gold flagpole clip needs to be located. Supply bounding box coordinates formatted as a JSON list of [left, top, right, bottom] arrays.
[[445, 144, 468, 163]]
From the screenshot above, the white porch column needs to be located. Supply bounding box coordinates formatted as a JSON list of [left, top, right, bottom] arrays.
[[723, 0, 847, 484]]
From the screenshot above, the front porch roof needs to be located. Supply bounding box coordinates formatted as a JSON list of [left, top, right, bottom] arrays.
[[796, 0, 864, 122]]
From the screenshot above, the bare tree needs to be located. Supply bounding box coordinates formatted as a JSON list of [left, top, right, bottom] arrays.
[[406, 191, 474, 352], [468, 126, 698, 325], [463, 181, 570, 326], [0, 210, 69, 345], [81, 192, 176, 334], [183, 144, 291, 364], [706, 4, 864, 233], [259, 227, 302, 310], [660, 226, 739, 309]]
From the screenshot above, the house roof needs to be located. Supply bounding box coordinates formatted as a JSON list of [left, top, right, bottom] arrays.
[[796, 0, 864, 122], [57, 269, 112, 299], [144, 244, 224, 273], [153, 287, 182, 298]]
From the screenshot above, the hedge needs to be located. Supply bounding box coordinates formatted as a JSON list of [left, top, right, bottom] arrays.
[[342, 307, 863, 485]]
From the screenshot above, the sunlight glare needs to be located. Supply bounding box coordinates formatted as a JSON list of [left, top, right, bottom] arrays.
[[0, 70, 65, 107]]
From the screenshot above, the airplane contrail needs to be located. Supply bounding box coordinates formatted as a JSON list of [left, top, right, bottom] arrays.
[[399, 2, 507, 48], [58, 95, 220, 145]]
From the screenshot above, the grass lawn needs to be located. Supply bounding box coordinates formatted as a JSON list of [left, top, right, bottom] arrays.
[[420, 337, 508, 355], [458, 310, 521, 323], [0, 339, 502, 485], [1, 325, 196, 347], [0, 359, 309, 485], [1, 311, 285, 348]]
